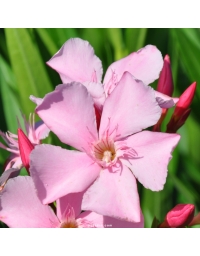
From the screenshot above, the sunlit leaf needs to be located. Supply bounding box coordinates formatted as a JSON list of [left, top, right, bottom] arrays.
[[5, 28, 53, 116], [125, 28, 148, 52], [0, 56, 24, 133], [36, 28, 58, 55], [170, 29, 200, 98], [106, 28, 128, 60]]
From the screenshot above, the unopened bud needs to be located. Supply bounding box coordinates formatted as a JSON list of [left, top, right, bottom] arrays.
[[157, 55, 174, 97], [18, 128, 34, 171], [167, 82, 197, 133], [159, 204, 195, 228]]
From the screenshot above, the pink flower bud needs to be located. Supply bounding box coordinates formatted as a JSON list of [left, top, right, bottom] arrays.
[[157, 55, 174, 97], [174, 82, 196, 117], [18, 128, 34, 171], [167, 82, 197, 133], [161, 204, 195, 228], [167, 108, 191, 133]]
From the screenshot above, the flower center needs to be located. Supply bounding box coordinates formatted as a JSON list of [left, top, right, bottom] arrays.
[[60, 220, 78, 228], [93, 139, 116, 163]]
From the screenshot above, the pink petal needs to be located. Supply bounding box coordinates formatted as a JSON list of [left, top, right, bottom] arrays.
[[155, 91, 179, 108], [83, 81, 106, 111], [122, 131, 181, 191], [3, 155, 22, 171], [103, 45, 163, 96], [77, 211, 104, 227], [35, 83, 98, 152], [29, 95, 43, 106], [47, 38, 103, 84], [56, 192, 84, 221], [0, 168, 20, 190], [30, 144, 101, 204], [0, 176, 59, 228], [82, 164, 141, 222], [34, 121, 50, 140], [99, 72, 161, 140], [79, 210, 144, 228]]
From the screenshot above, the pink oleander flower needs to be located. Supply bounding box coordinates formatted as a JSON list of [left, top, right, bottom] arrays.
[[159, 204, 195, 228], [167, 82, 197, 133], [0, 176, 143, 228], [44, 38, 178, 113], [0, 113, 50, 188], [29, 71, 180, 222]]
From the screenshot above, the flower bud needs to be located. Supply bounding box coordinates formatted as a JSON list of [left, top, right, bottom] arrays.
[[167, 82, 197, 133], [157, 55, 174, 97], [153, 55, 174, 132], [159, 204, 195, 228], [18, 128, 34, 171]]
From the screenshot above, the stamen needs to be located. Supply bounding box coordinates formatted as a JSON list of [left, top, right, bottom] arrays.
[[93, 138, 116, 164], [60, 220, 78, 228], [59, 205, 79, 228], [86, 126, 97, 141]]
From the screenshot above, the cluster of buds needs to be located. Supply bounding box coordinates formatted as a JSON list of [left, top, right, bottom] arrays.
[[153, 55, 197, 133]]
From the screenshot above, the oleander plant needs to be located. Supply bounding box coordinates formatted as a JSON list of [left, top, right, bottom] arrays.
[[0, 28, 200, 228]]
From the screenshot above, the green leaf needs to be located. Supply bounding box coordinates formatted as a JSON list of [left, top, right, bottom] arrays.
[[0, 56, 24, 133], [106, 28, 128, 60], [5, 28, 53, 116], [125, 28, 148, 52], [141, 189, 162, 228], [170, 29, 200, 98], [169, 172, 198, 203], [35, 28, 58, 56], [151, 216, 160, 228], [184, 115, 200, 167], [46, 28, 78, 48]]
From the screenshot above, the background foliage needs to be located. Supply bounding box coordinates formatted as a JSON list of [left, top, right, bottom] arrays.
[[0, 28, 200, 228]]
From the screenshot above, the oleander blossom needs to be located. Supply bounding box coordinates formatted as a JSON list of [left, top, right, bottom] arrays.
[[45, 37, 178, 112], [29, 71, 180, 222], [0, 176, 143, 228]]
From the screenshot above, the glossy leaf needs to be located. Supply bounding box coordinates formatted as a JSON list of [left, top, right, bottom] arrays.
[[0, 56, 23, 132], [5, 28, 53, 116]]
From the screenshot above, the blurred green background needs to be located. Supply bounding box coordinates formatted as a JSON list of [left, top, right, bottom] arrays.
[[0, 28, 200, 228]]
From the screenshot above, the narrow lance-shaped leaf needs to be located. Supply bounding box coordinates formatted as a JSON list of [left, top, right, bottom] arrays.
[[125, 28, 148, 52], [5, 28, 53, 116], [170, 29, 200, 99], [0, 56, 23, 132]]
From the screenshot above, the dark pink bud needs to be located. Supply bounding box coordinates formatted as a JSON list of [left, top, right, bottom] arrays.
[[167, 108, 191, 133], [18, 128, 34, 171], [166, 82, 197, 133], [157, 55, 174, 97], [163, 204, 195, 228], [176, 82, 196, 109]]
